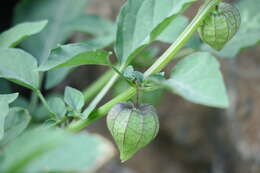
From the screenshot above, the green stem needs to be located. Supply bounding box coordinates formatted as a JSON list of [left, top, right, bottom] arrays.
[[68, 0, 220, 132], [81, 48, 194, 104], [82, 65, 125, 118], [29, 92, 38, 112], [29, 73, 44, 112], [83, 69, 114, 103], [35, 90, 55, 119]]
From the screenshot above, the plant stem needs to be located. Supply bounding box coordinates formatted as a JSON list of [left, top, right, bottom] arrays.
[[29, 73, 44, 112], [82, 65, 125, 118], [83, 69, 114, 103], [35, 90, 55, 119], [68, 0, 220, 132], [81, 48, 194, 103], [29, 92, 38, 112]]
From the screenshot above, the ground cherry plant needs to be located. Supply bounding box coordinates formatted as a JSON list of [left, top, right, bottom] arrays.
[[0, 0, 259, 172]]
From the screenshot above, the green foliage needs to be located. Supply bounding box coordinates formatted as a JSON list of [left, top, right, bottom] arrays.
[[113, 80, 164, 105], [0, 20, 48, 48], [0, 101, 10, 140], [0, 93, 19, 140], [107, 102, 159, 162], [48, 97, 67, 119], [44, 67, 72, 90], [157, 16, 189, 43], [64, 87, 84, 112], [155, 52, 229, 108], [0, 127, 114, 173], [39, 42, 111, 71], [14, 0, 90, 63], [0, 107, 31, 147], [44, 16, 116, 89], [1, 0, 259, 168], [122, 66, 144, 84], [0, 79, 12, 94], [70, 14, 116, 38], [0, 93, 19, 104], [0, 48, 39, 90], [115, 0, 197, 65]]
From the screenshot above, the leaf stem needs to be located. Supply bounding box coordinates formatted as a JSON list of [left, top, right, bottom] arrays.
[[35, 90, 55, 119], [83, 69, 114, 103], [67, 0, 221, 132], [82, 65, 125, 118]]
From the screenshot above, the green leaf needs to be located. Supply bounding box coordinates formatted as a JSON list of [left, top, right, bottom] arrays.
[[160, 52, 229, 108], [38, 42, 110, 71], [14, 0, 90, 63], [0, 107, 31, 147], [122, 66, 144, 84], [64, 87, 84, 111], [201, 0, 260, 58], [48, 97, 66, 119], [157, 16, 189, 43], [0, 20, 48, 48], [0, 102, 9, 140], [0, 127, 114, 173], [0, 93, 19, 140], [26, 132, 114, 173], [0, 127, 70, 173], [0, 79, 12, 94], [33, 94, 63, 122], [115, 0, 197, 65], [123, 66, 135, 81], [0, 93, 19, 104], [44, 67, 72, 90], [0, 48, 39, 90], [10, 96, 29, 109], [113, 80, 164, 105], [44, 14, 116, 89], [69, 14, 116, 37], [44, 37, 115, 90]]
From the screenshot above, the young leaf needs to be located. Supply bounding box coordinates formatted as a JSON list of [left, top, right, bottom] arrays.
[[48, 97, 66, 119], [14, 0, 90, 63], [113, 80, 164, 105], [0, 127, 114, 173], [123, 66, 135, 81], [0, 93, 19, 140], [0, 20, 48, 48], [0, 107, 31, 147], [201, 0, 260, 58], [64, 87, 84, 111], [158, 52, 229, 108], [115, 0, 197, 65], [0, 48, 39, 90], [38, 42, 110, 71]]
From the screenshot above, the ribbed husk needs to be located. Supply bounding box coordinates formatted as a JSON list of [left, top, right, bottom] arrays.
[[198, 2, 241, 51], [107, 102, 159, 162]]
